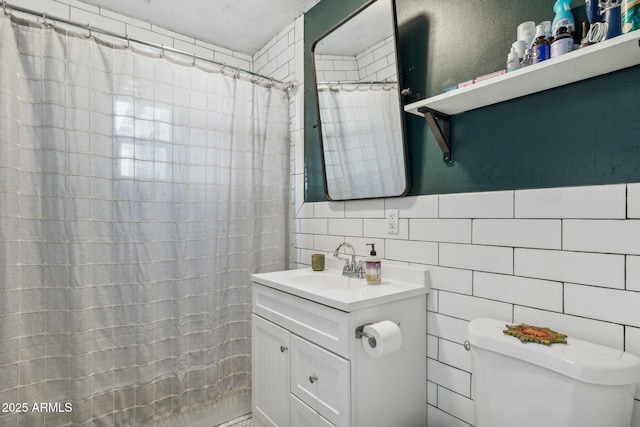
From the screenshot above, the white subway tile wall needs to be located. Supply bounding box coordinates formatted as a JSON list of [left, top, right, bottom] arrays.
[[514, 247, 625, 289], [253, 19, 298, 82], [10, 0, 254, 71], [630, 184, 640, 218], [472, 219, 561, 249], [313, 36, 396, 83], [629, 256, 640, 292], [563, 219, 640, 254], [515, 184, 627, 218], [314, 54, 359, 82], [295, 183, 640, 426], [355, 36, 396, 82]]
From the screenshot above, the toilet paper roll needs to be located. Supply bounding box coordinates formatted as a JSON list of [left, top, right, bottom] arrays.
[[362, 320, 402, 358]]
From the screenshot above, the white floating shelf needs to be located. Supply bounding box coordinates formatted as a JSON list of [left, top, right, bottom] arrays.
[[405, 30, 640, 117]]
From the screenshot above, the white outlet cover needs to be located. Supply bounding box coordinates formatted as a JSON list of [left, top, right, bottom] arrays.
[[387, 209, 399, 234]]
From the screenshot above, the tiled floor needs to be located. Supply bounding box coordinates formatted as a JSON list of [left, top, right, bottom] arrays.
[[217, 414, 252, 427]]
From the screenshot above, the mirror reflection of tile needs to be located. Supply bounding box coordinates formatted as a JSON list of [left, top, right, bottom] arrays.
[[312, 0, 409, 201]]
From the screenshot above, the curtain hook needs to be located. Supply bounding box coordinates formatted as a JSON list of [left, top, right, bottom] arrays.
[[160, 44, 164, 57], [42, 13, 51, 28], [220, 63, 227, 74], [3, 0, 10, 17], [192, 53, 196, 67], [234, 66, 240, 79], [86, 23, 92, 38], [126, 35, 130, 49]]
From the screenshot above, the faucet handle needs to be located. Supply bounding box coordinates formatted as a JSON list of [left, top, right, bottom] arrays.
[[357, 261, 365, 278]]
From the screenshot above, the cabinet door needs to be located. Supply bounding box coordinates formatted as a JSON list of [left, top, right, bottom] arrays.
[[290, 335, 350, 427], [252, 314, 290, 427]]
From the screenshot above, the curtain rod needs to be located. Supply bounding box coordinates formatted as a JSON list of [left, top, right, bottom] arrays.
[[318, 80, 398, 86], [2, 1, 294, 90], [317, 81, 398, 91]]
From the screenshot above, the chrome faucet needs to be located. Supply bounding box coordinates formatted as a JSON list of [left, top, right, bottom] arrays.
[[333, 242, 364, 278]]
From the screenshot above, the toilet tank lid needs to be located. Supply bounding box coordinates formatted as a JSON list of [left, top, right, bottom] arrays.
[[468, 318, 640, 386]]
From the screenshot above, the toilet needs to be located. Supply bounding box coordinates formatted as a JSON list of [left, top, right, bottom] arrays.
[[467, 318, 640, 427]]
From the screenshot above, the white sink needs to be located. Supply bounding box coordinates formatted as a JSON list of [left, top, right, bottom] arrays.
[[251, 258, 429, 311], [290, 273, 364, 289]]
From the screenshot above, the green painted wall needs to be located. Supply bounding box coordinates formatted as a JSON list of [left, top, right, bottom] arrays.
[[305, 0, 640, 202]]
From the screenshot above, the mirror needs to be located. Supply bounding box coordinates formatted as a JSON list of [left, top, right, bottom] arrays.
[[312, 0, 409, 201]]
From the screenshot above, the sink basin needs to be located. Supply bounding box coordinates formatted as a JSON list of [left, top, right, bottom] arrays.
[[289, 273, 364, 289]]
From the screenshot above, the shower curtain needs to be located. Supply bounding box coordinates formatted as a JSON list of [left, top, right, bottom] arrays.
[[317, 84, 404, 199], [0, 14, 289, 427]]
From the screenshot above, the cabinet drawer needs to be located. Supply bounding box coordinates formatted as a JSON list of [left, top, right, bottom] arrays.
[[252, 284, 351, 357], [290, 394, 336, 427], [290, 335, 350, 427]]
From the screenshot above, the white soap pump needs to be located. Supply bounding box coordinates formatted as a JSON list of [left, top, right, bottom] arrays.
[[365, 243, 381, 285]]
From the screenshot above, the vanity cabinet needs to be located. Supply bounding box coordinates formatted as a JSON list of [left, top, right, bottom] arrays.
[[251, 275, 427, 427]]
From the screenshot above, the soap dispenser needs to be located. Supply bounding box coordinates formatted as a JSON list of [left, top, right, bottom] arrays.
[[365, 243, 381, 285]]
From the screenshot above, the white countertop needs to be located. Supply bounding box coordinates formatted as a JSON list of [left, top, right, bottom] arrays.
[[251, 259, 429, 312]]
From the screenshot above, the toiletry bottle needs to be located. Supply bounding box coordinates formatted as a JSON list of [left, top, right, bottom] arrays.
[[542, 20, 554, 43], [506, 46, 520, 72], [586, 0, 599, 25], [551, 26, 573, 58], [522, 48, 531, 67], [365, 243, 381, 285], [603, 1, 622, 40], [622, 0, 640, 33], [579, 21, 592, 48], [552, 0, 576, 38], [530, 24, 550, 63]]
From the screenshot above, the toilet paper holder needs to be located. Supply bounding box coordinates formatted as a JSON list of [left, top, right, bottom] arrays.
[[355, 321, 401, 349], [355, 323, 377, 348]]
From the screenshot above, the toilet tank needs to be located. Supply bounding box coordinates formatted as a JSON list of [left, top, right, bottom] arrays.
[[468, 318, 640, 427]]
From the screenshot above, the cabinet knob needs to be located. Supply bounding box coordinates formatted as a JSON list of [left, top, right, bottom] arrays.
[[280, 345, 288, 353], [309, 374, 318, 384]]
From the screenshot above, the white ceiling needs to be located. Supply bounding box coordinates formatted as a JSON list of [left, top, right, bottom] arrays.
[[77, 0, 322, 55], [315, 0, 391, 56]]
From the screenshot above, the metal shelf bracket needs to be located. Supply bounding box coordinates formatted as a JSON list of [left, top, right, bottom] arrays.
[[418, 106, 452, 163]]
